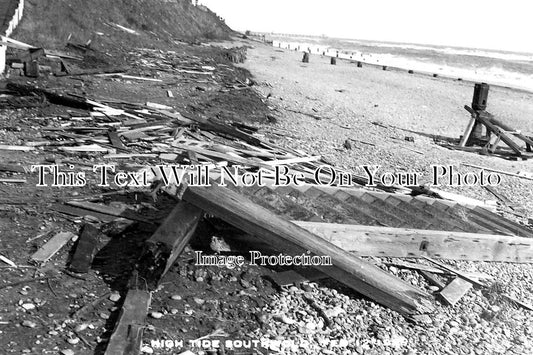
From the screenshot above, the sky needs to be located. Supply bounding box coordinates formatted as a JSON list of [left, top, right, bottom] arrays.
[[200, 0, 533, 53]]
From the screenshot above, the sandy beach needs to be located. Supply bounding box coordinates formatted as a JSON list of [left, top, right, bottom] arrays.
[[239, 42, 533, 214]]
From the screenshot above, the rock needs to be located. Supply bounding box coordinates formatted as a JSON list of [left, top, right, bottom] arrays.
[[21, 320, 37, 328], [428, 286, 440, 292], [150, 312, 163, 319], [449, 320, 459, 328], [67, 337, 80, 345], [240, 278, 252, 289], [195, 277, 204, 282], [60, 350, 75, 355], [305, 321, 316, 331], [99, 312, 109, 320], [141, 345, 154, 354], [324, 307, 345, 318], [193, 298, 205, 305], [74, 324, 87, 332], [21, 303, 36, 310], [171, 295, 182, 301], [301, 283, 313, 292], [273, 314, 296, 325], [109, 292, 121, 302]]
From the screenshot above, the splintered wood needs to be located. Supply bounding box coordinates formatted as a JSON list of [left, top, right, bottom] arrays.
[[182, 183, 435, 317], [137, 202, 203, 289]]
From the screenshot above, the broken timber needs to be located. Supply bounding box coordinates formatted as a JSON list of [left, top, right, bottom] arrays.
[[293, 222, 533, 263], [31, 232, 76, 263], [182, 183, 435, 317], [439, 277, 472, 306], [104, 284, 151, 355], [137, 202, 203, 289], [69, 224, 101, 273]]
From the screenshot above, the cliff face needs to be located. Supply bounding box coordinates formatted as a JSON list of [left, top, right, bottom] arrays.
[[12, 0, 233, 49]]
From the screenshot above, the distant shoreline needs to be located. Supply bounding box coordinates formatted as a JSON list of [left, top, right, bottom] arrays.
[[269, 39, 533, 95]]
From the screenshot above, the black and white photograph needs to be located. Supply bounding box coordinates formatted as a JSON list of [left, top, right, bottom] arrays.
[[1, 1, 532, 354]]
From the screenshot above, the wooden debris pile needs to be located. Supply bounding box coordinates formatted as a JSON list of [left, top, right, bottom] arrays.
[[3, 40, 533, 355]]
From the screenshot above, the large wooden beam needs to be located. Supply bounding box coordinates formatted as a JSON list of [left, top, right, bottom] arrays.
[[104, 287, 151, 355], [137, 202, 203, 289], [294, 222, 533, 263], [182, 184, 435, 318]]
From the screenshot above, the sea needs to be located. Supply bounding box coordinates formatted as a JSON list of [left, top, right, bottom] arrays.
[[266, 35, 533, 93]]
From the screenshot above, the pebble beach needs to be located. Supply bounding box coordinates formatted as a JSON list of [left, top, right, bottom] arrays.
[[233, 40, 533, 355]]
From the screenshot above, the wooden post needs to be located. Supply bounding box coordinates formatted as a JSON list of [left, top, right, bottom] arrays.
[[182, 184, 435, 318], [24, 60, 39, 77], [69, 224, 101, 273], [330, 57, 336, 65], [137, 202, 203, 289], [302, 52, 309, 63], [357, 61, 363, 68]]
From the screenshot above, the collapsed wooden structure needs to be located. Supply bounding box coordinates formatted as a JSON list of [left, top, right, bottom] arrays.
[[4, 40, 533, 354]]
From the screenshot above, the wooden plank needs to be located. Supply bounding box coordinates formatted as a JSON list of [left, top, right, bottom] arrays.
[[59, 144, 109, 153], [69, 224, 101, 273], [0, 145, 34, 151], [419, 271, 446, 290], [104, 288, 151, 355], [459, 117, 476, 147], [439, 277, 472, 306], [461, 162, 533, 182], [502, 294, 533, 311], [0, 164, 27, 173], [263, 155, 322, 166], [172, 144, 274, 170], [422, 256, 485, 288], [31, 232, 76, 263], [51, 203, 116, 222], [475, 111, 522, 155], [0, 178, 26, 183], [182, 183, 435, 317], [386, 260, 446, 274], [266, 269, 328, 288], [66, 201, 151, 223], [293, 222, 533, 263], [137, 202, 202, 289], [108, 131, 127, 150]]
